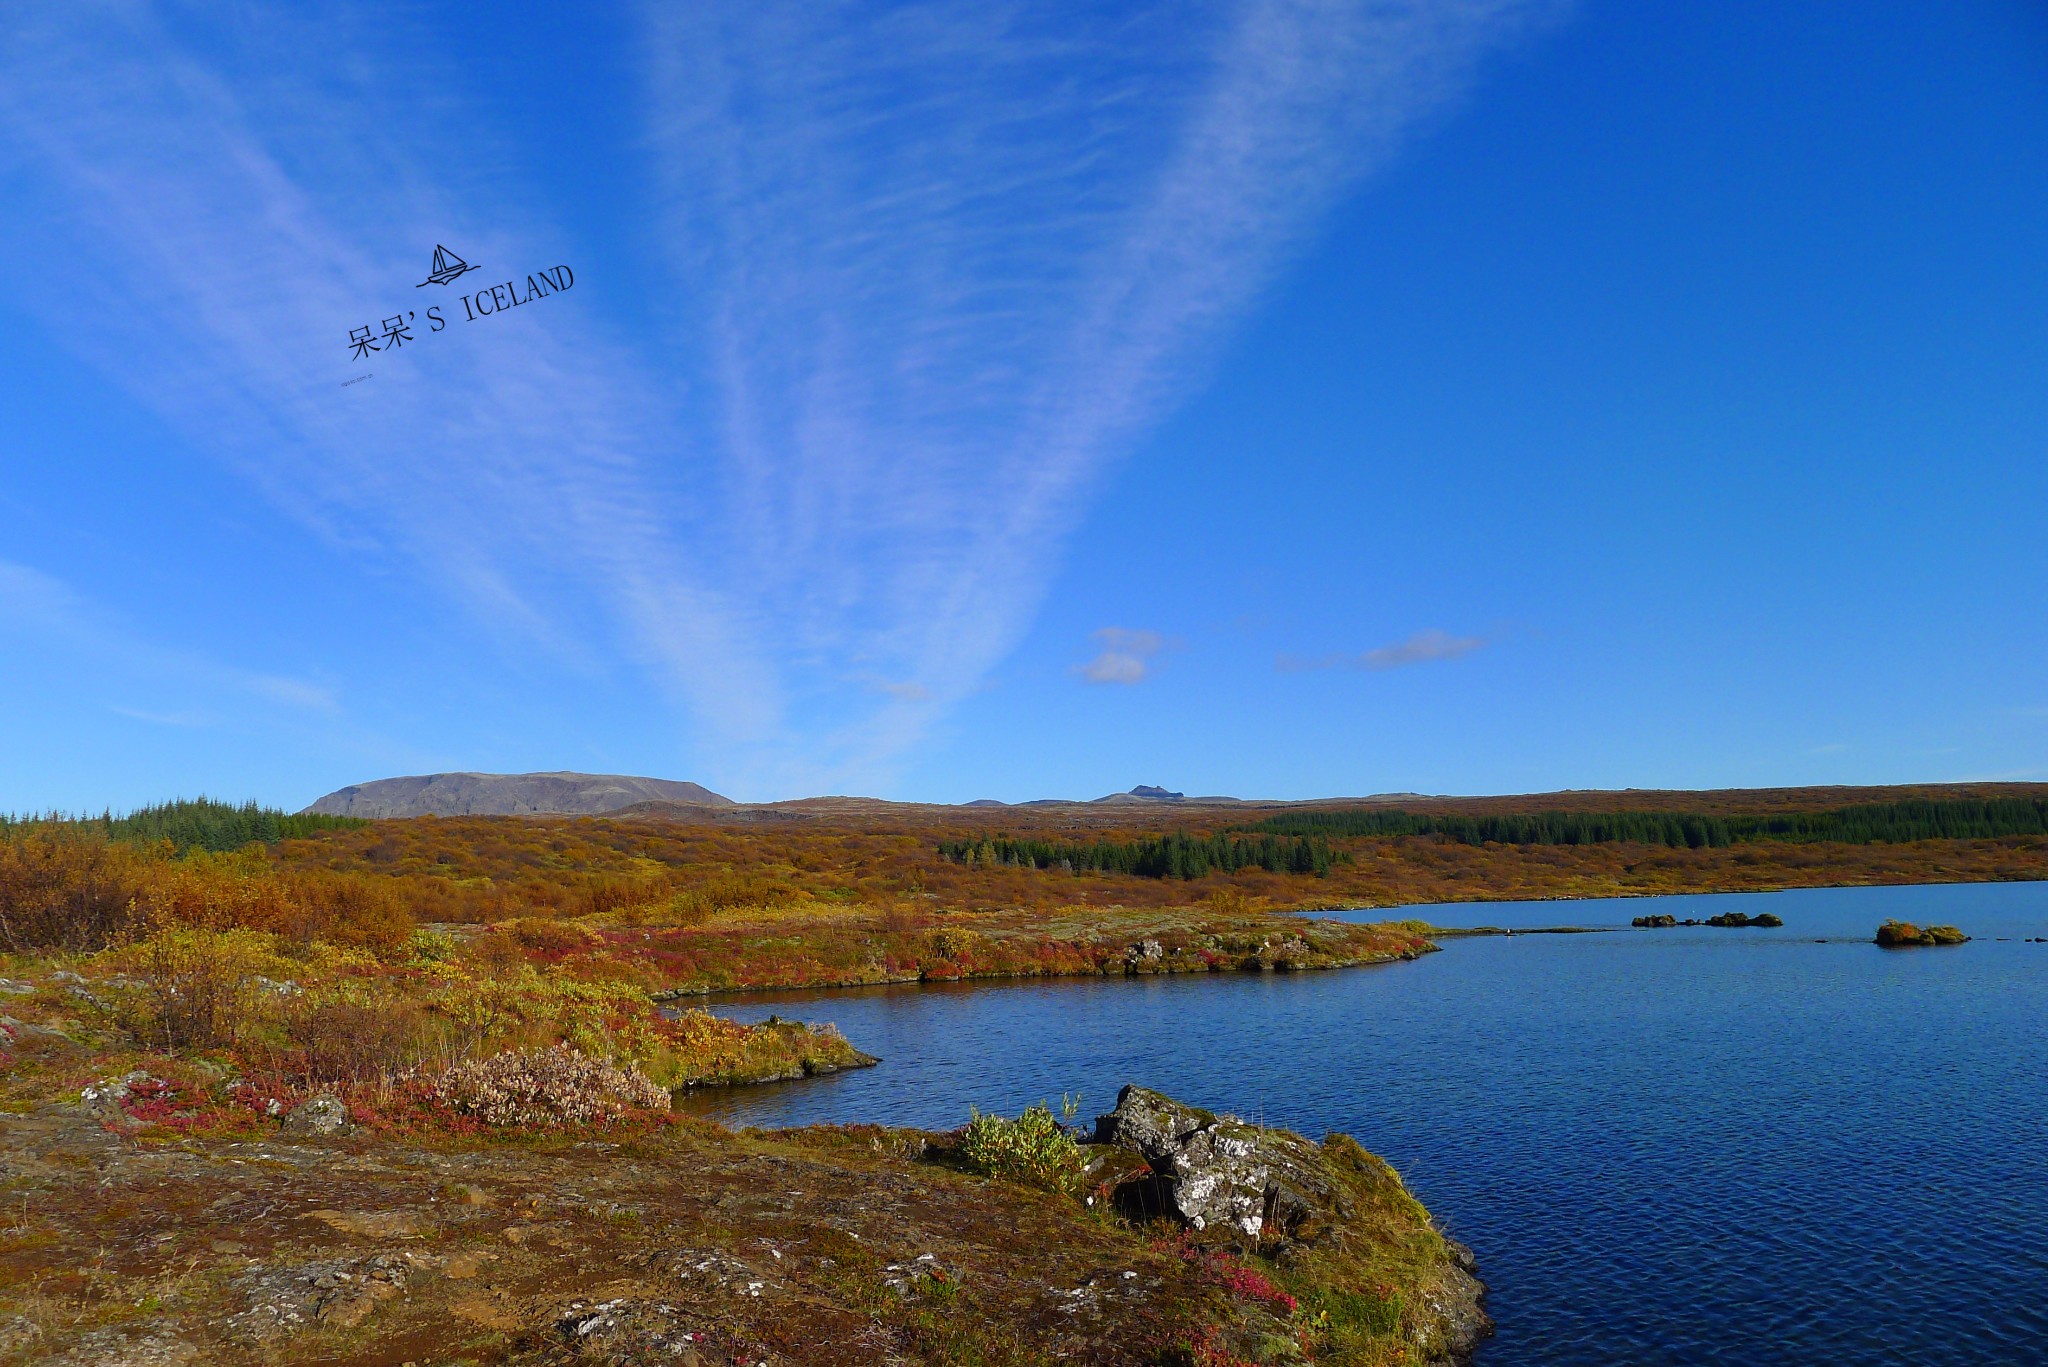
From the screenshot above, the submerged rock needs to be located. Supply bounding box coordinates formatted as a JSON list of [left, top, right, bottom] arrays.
[[1705, 910, 1783, 928], [1632, 910, 1784, 929]]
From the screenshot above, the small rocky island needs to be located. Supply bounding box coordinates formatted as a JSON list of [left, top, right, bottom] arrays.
[[1875, 919, 1969, 947], [1632, 910, 1784, 929]]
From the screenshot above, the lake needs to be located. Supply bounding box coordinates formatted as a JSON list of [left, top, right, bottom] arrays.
[[679, 882, 2048, 1366]]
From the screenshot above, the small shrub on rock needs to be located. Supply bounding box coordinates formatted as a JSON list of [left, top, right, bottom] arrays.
[[434, 1043, 669, 1129], [959, 1099, 1087, 1195]]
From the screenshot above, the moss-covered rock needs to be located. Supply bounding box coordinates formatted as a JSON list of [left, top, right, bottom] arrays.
[[1875, 919, 1969, 947]]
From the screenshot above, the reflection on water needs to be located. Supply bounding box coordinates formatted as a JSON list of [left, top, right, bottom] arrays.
[[683, 882, 2048, 1366]]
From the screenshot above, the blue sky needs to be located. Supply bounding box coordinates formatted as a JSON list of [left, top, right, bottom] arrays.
[[2, 1, 2044, 810]]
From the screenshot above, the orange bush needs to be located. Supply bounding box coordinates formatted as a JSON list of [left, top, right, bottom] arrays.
[[0, 830, 150, 951]]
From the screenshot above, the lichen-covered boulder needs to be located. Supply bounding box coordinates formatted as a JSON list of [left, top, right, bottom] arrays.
[[1094, 1084, 1495, 1362], [282, 1094, 352, 1136], [80, 1071, 155, 1120], [1091, 1085, 1345, 1243]]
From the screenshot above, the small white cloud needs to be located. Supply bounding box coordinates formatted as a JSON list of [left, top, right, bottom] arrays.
[[1076, 626, 1169, 686], [877, 680, 931, 702], [246, 675, 340, 712], [1280, 629, 1487, 674], [1080, 652, 1151, 685]]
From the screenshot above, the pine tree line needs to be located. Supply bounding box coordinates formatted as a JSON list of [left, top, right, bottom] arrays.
[[0, 798, 367, 854], [1246, 797, 2048, 848], [936, 831, 1335, 879]]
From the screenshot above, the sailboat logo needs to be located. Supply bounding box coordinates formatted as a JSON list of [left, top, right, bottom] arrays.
[[417, 244, 477, 288]]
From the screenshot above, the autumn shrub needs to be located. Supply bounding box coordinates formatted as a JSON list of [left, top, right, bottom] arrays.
[[124, 925, 290, 1051], [958, 1099, 1087, 1195], [283, 869, 414, 957], [1206, 885, 1261, 918], [415, 964, 662, 1064], [433, 1043, 669, 1128], [582, 878, 644, 919], [488, 916, 603, 955], [925, 925, 984, 962], [136, 850, 296, 934], [283, 997, 430, 1087], [0, 831, 150, 951], [408, 927, 458, 964], [637, 1009, 867, 1088], [876, 902, 928, 934]]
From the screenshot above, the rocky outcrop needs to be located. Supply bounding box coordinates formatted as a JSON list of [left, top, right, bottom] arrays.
[[1091, 1085, 1493, 1362], [1875, 920, 1969, 947], [303, 771, 731, 818], [1632, 910, 1783, 928], [1093, 1087, 1335, 1241]]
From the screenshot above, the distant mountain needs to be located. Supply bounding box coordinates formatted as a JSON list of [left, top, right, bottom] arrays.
[[1092, 785, 1185, 804], [303, 771, 732, 818]]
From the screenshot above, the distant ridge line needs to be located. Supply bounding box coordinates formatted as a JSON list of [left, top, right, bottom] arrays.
[[303, 771, 731, 819]]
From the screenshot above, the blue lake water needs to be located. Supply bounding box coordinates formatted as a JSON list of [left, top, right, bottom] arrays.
[[680, 882, 2048, 1366]]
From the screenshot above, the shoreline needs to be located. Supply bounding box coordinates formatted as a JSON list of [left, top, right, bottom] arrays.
[[655, 936, 1437, 1004]]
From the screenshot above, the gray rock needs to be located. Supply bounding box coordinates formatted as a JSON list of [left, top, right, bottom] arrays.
[[282, 1094, 351, 1136], [554, 1297, 706, 1360], [80, 1071, 155, 1119], [226, 1254, 410, 1343], [1093, 1086, 1341, 1242]]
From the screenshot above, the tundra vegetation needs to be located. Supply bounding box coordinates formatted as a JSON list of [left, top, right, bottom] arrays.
[[0, 784, 2040, 1362]]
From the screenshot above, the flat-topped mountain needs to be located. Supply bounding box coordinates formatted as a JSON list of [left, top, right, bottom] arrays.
[[303, 771, 731, 818]]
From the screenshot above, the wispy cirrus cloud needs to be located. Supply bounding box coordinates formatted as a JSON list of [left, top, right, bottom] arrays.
[[0, 6, 774, 753], [0, 2, 1560, 795], [644, 0, 1562, 781], [1280, 628, 1488, 673], [1075, 627, 1170, 686]]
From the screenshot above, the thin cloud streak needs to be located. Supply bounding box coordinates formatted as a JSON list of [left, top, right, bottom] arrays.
[[1280, 628, 1488, 672], [0, 559, 337, 717]]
